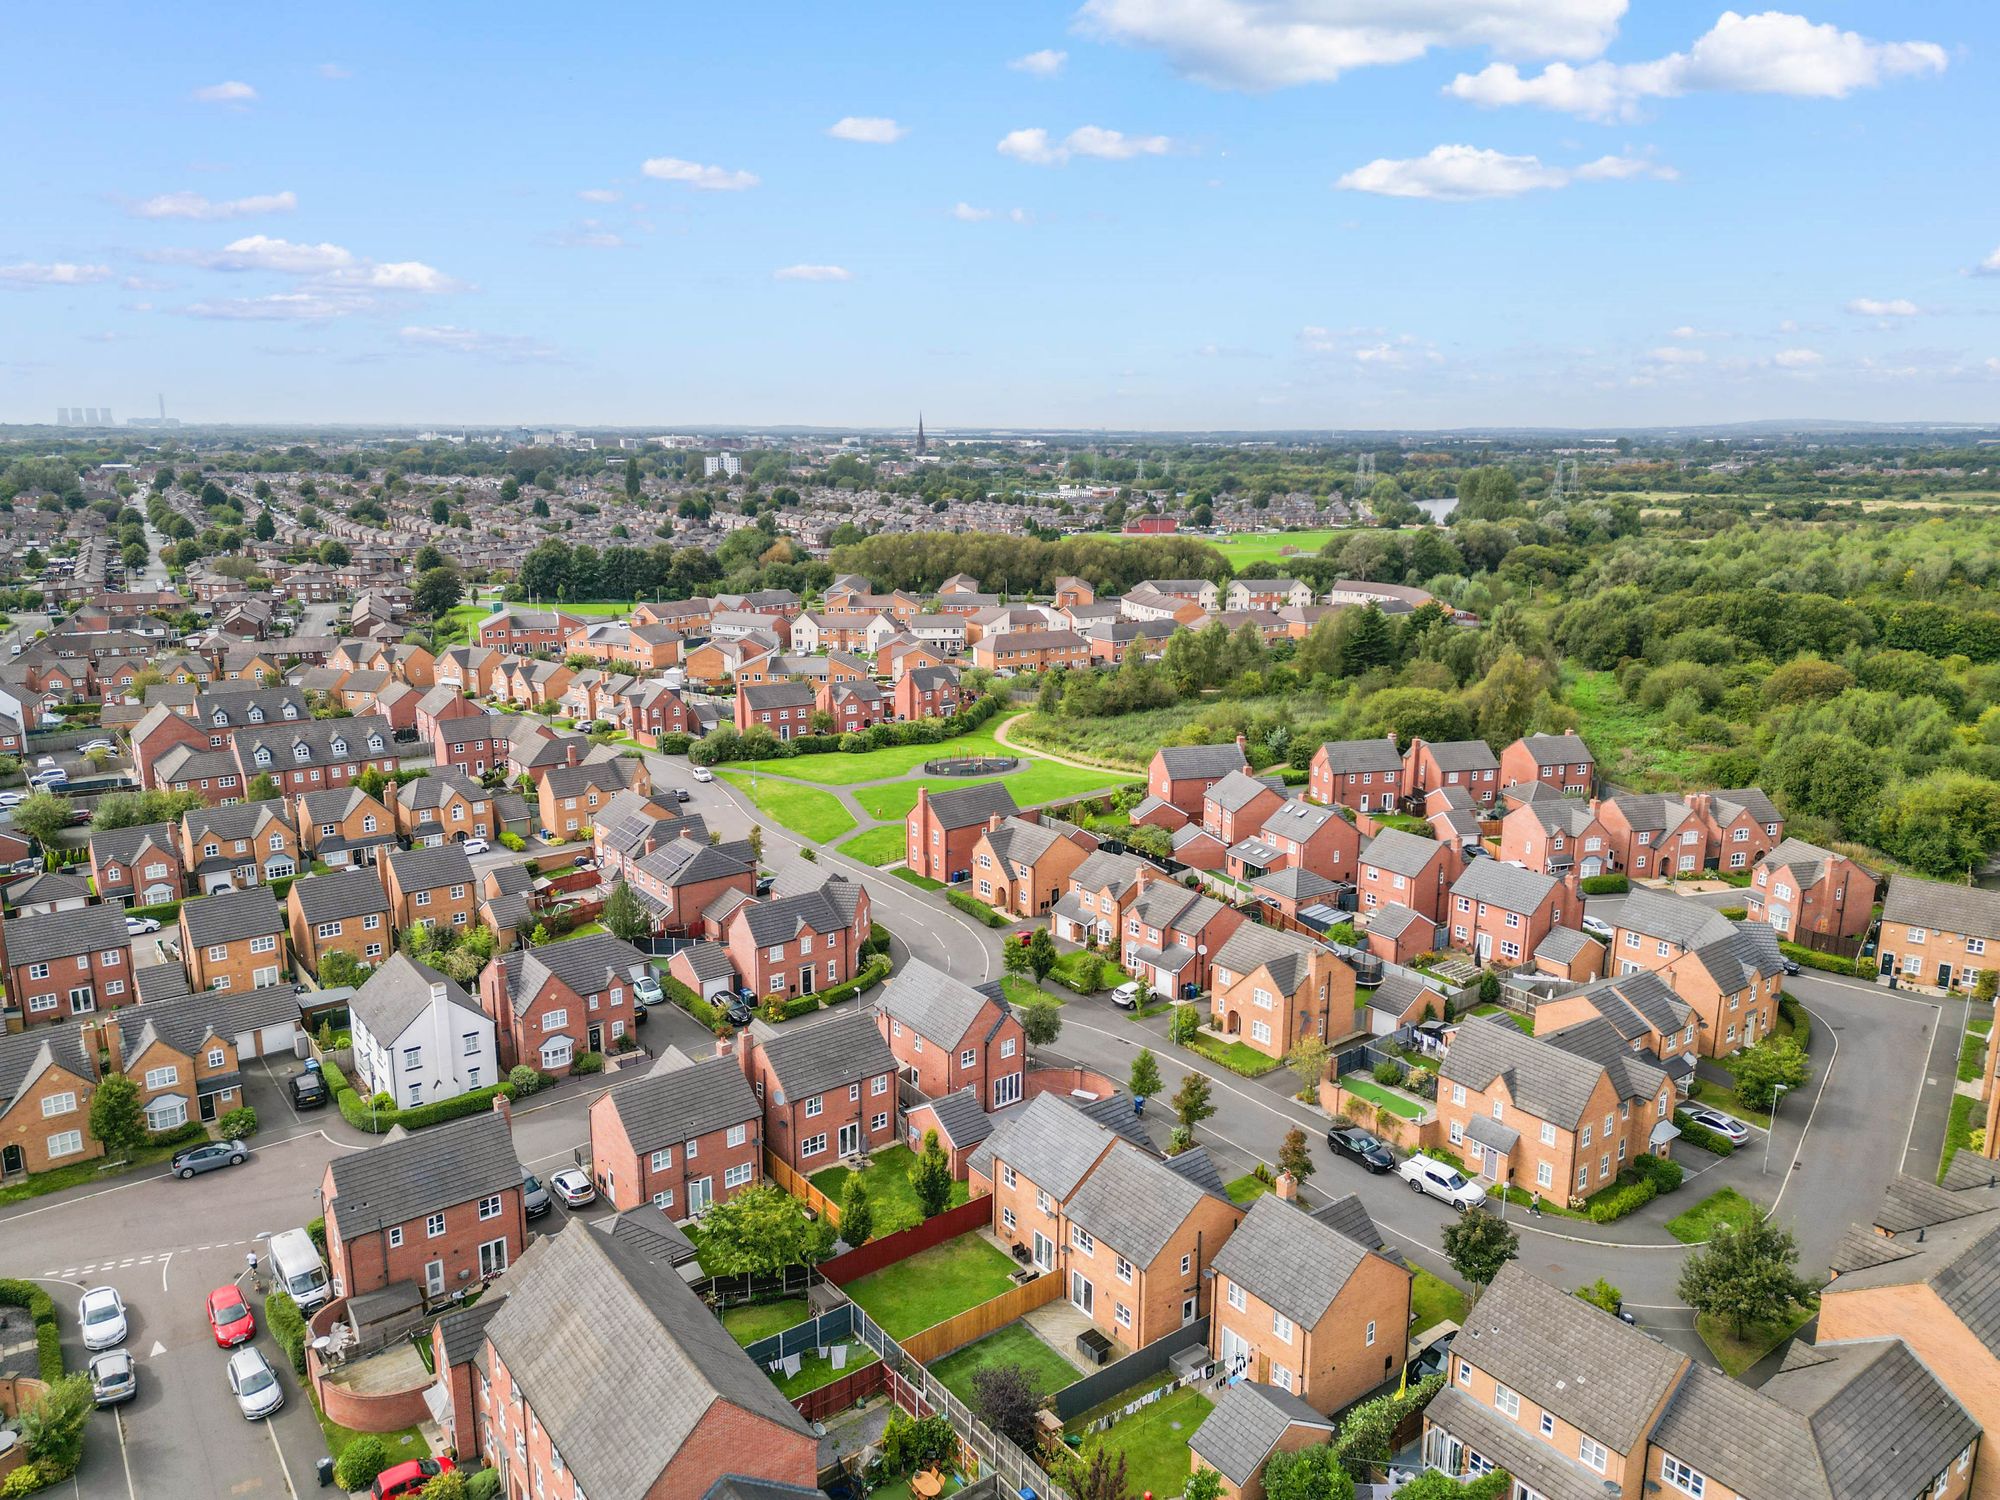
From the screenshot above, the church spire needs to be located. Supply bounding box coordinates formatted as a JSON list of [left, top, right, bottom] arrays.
[[916, 412, 926, 455]]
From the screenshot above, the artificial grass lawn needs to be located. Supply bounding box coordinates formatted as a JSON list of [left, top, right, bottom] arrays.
[[774, 1344, 880, 1398], [1225, 1173, 1272, 1206], [845, 1234, 1021, 1340], [1697, 1299, 1816, 1378], [721, 1298, 810, 1346], [1339, 1076, 1426, 1119], [838, 823, 908, 866], [893, 867, 945, 891], [929, 1322, 1079, 1406], [1186, 1035, 1282, 1077], [1410, 1269, 1467, 1336], [809, 1144, 971, 1239], [1468, 1003, 1533, 1036], [1666, 1187, 1763, 1244], [1073, 1386, 1212, 1500], [1002, 975, 1063, 1009], [718, 771, 858, 842]]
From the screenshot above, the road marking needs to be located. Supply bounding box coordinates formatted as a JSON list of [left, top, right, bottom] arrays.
[[266, 1412, 301, 1499], [160, 1251, 172, 1293], [114, 1404, 138, 1500], [147, 1339, 166, 1357]]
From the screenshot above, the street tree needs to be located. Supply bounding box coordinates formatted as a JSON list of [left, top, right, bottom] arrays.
[[1017, 997, 1062, 1050], [1128, 1048, 1163, 1102], [1285, 1036, 1331, 1100], [1171, 1071, 1215, 1138], [1277, 1125, 1315, 1185], [1730, 1035, 1809, 1110], [1677, 1216, 1815, 1339], [1025, 929, 1059, 983], [1442, 1211, 1518, 1289], [88, 1074, 147, 1161]]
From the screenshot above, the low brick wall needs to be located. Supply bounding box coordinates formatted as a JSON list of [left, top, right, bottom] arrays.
[[311, 1350, 435, 1435], [1022, 1064, 1118, 1103], [1320, 1079, 1440, 1155]]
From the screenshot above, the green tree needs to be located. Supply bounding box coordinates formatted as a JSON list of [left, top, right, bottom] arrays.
[[12, 790, 73, 860], [90, 787, 204, 830], [747, 824, 764, 864], [245, 772, 283, 802], [969, 1364, 1042, 1453], [602, 879, 650, 941], [318, 951, 369, 988], [414, 565, 466, 619], [695, 1185, 821, 1274], [252, 509, 276, 541], [1017, 997, 1062, 1049], [1574, 1278, 1623, 1315], [1277, 1125, 1315, 1184], [1286, 1036, 1331, 1100], [18, 1372, 93, 1473], [1677, 1215, 1815, 1338], [1129, 1048, 1163, 1101], [838, 1174, 874, 1245], [1390, 1474, 1510, 1500], [1070, 1447, 1132, 1500], [624, 459, 641, 500], [318, 539, 351, 566], [1185, 1468, 1226, 1500], [1171, 1071, 1215, 1139], [1729, 1035, 1809, 1110], [1873, 771, 2000, 878], [1262, 1444, 1356, 1500], [88, 1073, 146, 1160], [1338, 603, 1396, 675], [1442, 1211, 1518, 1288], [910, 1128, 954, 1217], [1025, 928, 1058, 982], [1169, 1002, 1201, 1045]]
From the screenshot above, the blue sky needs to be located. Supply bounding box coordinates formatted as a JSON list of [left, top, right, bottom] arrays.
[[3, 1, 1996, 429]]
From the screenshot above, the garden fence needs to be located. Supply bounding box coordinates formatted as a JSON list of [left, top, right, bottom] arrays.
[[817, 1195, 992, 1285], [690, 1264, 813, 1307], [1051, 1318, 1210, 1423]]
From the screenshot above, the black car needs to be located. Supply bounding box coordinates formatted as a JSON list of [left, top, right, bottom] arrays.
[[1326, 1125, 1395, 1174], [1410, 1330, 1455, 1381], [725, 994, 757, 1027], [288, 1070, 328, 1109], [1779, 957, 1802, 976]]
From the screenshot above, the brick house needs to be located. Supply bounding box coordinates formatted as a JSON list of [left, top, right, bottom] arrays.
[[1878, 875, 2000, 993], [1187, 1383, 1338, 1500], [817, 678, 889, 734], [906, 781, 1021, 884], [180, 886, 288, 992], [1227, 798, 1359, 888], [734, 680, 817, 740], [431, 710, 512, 779], [1657, 923, 1785, 1057], [1203, 770, 1287, 849], [735, 1010, 897, 1174], [968, 1093, 1121, 1276], [287, 867, 395, 974], [395, 770, 496, 848], [480, 931, 653, 1074], [618, 681, 695, 747], [1355, 828, 1455, 925], [1530, 968, 1700, 1092], [1208, 1194, 1409, 1416], [1497, 797, 1616, 879], [1122, 877, 1246, 998], [588, 1045, 763, 1216], [3, 905, 136, 1027], [433, 647, 502, 698], [1605, 887, 1747, 975], [1148, 740, 1249, 819], [969, 627, 1090, 674], [1681, 786, 1785, 871], [89, 821, 184, 907], [1402, 738, 1500, 809], [721, 881, 870, 999], [180, 802, 301, 894], [294, 785, 398, 870], [1498, 730, 1595, 797], [475, 606, 584, 655], [1209, 925, 1355, 1060], [414, 684, 482, 745], [231, 715, 400, 798], [1744, 838, 1877, 949], [1597, 792, 1705, 879], [1439, 1015, 1676, 1208], [1049, 849, 1158, 947], [875, 958, 1026, 1111], [893, 663, 965, 722], [1307, 736, 1404, 813], [320, 1107, 526, 1299], [1225, 578, 1313, 611], [969, 814, 1094, 918], [536, 752, 648, 839], [1445, 861, 1572, 968], [627, 833, 757, 938], [383, 843, 478, 936]]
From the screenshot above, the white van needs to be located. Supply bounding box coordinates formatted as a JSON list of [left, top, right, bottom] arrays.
[[269, 1227, 330, 1311]]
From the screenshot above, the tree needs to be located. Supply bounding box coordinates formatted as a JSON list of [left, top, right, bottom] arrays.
[[1002, 940, 1032, 977], [1442, 1211, 1517, 1288], [414, 565, 466, 619], [1679, 1215, 1815, 1338], [1574, 1278, 1623, 1315], [1129, 1048, 1163, 1101], [1285, 1036, 1331, 1100], [625, 459, 642, 500], [602, 879, 649, 941], [13, 790, 73, 859], [1262, 1444, 1356, 1500], [1017, 997, 1062, 1049], [18, 1372, 92, 1473], [695, 1185, 821, 1274], [318, 539, 351, 566], [333, 1435, 392, 1492], [747, 824, 764, 864], [88, 1073, 146, 1160], [91, 787, 203, 830], [318, 951, 369, 988], [1729, 1035, 1809, 1110], [252, 509, 276, 541], [1390, 1474, 1510, 1500], [245, 772, 283, 802], [1171, 1071, 1215, 1138], [1185, 1469, 1226, 1500], [838, 1174, 873, 1245], [1277, 1125, 1315, 1184], [910, 1128, 954, 1217], [970, 1364, 1042, 1453], [1025, 928, 1059, 983], [1169, 1002, 1201, 1045], [1069, 1448, 1131, 1500]]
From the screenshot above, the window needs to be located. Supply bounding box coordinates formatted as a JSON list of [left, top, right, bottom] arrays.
[[363, 914, 381, 931], [426, 1212, 446, 1239], [872, 1074, 888, 1095], [1116, 1255, 1134, 1284], [685, 1137, 698, 1159], [144, 1065, 178, 1090], [1581, 1124, 1592, 1148], [1495, 1384, 1520, 1418], [1451, 1084, 1466, 1106], [651, 1189, 674, 1211], [1273, 1312, 1293, 1342], [404, 1047, 422, 1072], [543, 1008, 568, 1031], [316, 921, 342, 940], [805, 1095, 823, 1118], [41, 1091, 77, 1117], [1449, 1120, 1464, 1146], [1071, 1226, 1095, 1255], [960, 1048, 976, 1069], [1579, 1438, 1608, 1473], [800, 1133, 828, 1157], [414, 891, 431, 907], [726, 1123, 747, 1148], [1539, 1121, 1556, 1146], [1250, 1020, 1272, 1044], [1181, 1253, 1192, 1275], [1539, 1413, 1554, 1437], [1002, 1206, 1017, 1231], [1037, 1189, 1053, 1215], [871, 1112, 888, 1131], [1536, 1162, 1553, 1188], [1661, 1456, 1705, 1496], [1115, 1302, 1132, 1329], [1002, 1164, 1017, 1189], [478, 1194, 503, 1220], [388, 1227, 404, 1248], [650, 1148, 673, 1171], [1457, 1358, 1471, 1386], [1227, 1282, 1246, 1312]]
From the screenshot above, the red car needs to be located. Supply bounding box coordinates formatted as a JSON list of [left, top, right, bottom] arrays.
[[206, 1285, 254, 1348], [372, 1457, 455, 1499]]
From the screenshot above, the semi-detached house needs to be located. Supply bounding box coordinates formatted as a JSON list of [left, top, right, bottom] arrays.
[[1308, 736, 1404, 812], [287, 867, 394, 974], [587, 1044, 763, 1217], [736, 1010, 897, 1175], [3, 905, 136, 1029], [1446, 860, 1572, 968], [1879, 875, 2000, 994], [875, 958, 1026, 1111]]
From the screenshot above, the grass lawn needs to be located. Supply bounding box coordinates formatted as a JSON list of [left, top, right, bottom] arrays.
[[1697, 1300, 1816, 1378], [1186, 1035, 1282, 1077], [867, 1477, 962, 1500], [718, 771, 858, 843], [854, 777, 998, 822], [1052, 949, 1130, 993], [1204, 528, 1347, 567], [1001, 975, 1062, 1009], [1666, 1187, 1763, 1244], [309, 1386, 425, 1464], [1339, 1075, 1426, 1119], [754, 728, 1013, 787], [1941, 1092, 1978, 1183], [809, 1144, 970, 1239], [929, 1322, 1079, 1406], [1225, 1173, 1271, 1206], [894, 867, 945, 891], [1073, 1386, 1213, 1500], [720, 1298, 810, 1346], [1958, 1018, 1991, 1083], [1410, 1269, 1466, 1336], [851, 761, 1124, 823], [845, 1234, 1021, 1341], [0, 1135, 196, 1207], [1468, 1003, 1533, 1036], [556, 920, 608, 940], [837, 823, 908, 866], [773, 1344, 880, 1398]]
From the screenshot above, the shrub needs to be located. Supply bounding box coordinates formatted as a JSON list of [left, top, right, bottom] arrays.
[[466, 1473, 502, 1500], [333, 1436, 392, 1492], [1579, 873, 1630, 895], [265, 1291, 309, 1376], [945, 890, 1009, 928], [217, 1106, 259, 1138], [507, 1064, 543, 1096], [1630, 1153, 1684, 1193], [1586, 1176, 1658, 1223], [1778, 993, 1812, 1051], [659, 970, 721, 1026], [1718, 906, 1748, 920], [498, 831, 526, 852], [571, 1051, 604, 1075], [1371, 1059, 1403, 1087], [147, 1120, 210, 1149], [812, 956, 893, 1010], [1780, 941, 1866, 977], [1675, 1110, 1736, 1156]]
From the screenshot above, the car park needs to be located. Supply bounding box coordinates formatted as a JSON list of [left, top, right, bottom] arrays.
[[1682, 1103, 1752, 1146], [691, 765, 714, 783], [1397, 1155, 1486, 1212], [88, 1349, 137, 1408], [549, 1168, 596, 1207], [172, 1139, 248, 1178], [521, 1168, 552, 1219], [225, 1346, 284, 1420], [79, 1286, 128, 1350], [125, 914, 162, 935], [633, 974, 663, 1006], [462, 837, 490, 855], [1110, 981, 1142, 1009], [1326, 1125, 1395, 1174], [206, 1286, 255, 1347], [372, 1457, 456, 1500]]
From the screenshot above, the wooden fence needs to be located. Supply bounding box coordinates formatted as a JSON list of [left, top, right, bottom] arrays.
[[794, 1359, 889, 1423], [764, 1150, 844, 1226], [901, 1269, 1064, 1364], [819, 1195, 993, 1285]]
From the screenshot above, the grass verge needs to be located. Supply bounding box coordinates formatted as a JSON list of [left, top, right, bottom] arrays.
[[893, 867, 945, 891], [1696, 1300, 1816, 1378], [1410, 1269, 1466, 1336], [718, 771, 858, 843], [1186, 1034, 1282, 1077], [838, 824, 908, 866], [1001, 975, 1062, 1009], [1665, 1187, 1762, 1244], [1941, 1092, 1978, 1183]]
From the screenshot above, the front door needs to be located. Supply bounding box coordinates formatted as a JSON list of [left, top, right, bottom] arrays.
[[199, 1093, 217, 1122], [587, 1023, 603, 1053], [687, 1177, 713, 1215], [1939, 963, 1955, 990], [1, 1144, 22, 1177], [838, 1122, 861, 1157], [1070, 1271, 1093, 1316]]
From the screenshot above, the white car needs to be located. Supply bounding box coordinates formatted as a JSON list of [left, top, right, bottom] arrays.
[[1682, 1104, 1752, 1146], [633, 974, 664, 1006], [1397, 1155, 1487, 1212], [78, 1286, 129, 1351], [549, 1168, 597, 1208], [0, 792, 24, 808], [1109, 981, 1142, 1010], [690, 766, 714, 783], [125, 915, 161, 935], [1581, 915, 1615, 940], [79, 739, 114, 754], [461, 838, 491, 855]]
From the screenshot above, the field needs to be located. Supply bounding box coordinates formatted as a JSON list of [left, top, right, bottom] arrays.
[[1204, 529, 1346, 567], [1008, 697, 1293, 772], [438, 599, 635, 643], [851, 760, 1127, 822], [1563, 669, 1707, 790], [838, 824, 908, 865], [747, 729, 1012, 786], [718, 772, 857, 842]]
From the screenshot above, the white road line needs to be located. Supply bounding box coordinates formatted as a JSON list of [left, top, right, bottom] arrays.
[[266, 1411, 300, 1499], [114, 1405, 138, 1500], [1902, 995, 1953, 1174], [160, 1251, 172, 1293]]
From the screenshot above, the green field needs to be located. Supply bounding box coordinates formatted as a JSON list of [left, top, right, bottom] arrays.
[[852, 761, 1124, 822], [1205, 529, 1347, 567], [1564, 669, 1707, 791], [838, 824, 908, 865], [750, 729, 1013, 786], [718, 772, 858, 842]]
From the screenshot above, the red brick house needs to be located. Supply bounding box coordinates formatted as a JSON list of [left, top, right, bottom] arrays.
[[88, 821, 184, 908], [1498, 730, 1596, 797], [1401, 738, 1500, 809], [1684, 787, 1784, 872], [1203, 770, 1287, 849], [587, 1046, 763, 1216], [894, 664, 965, 722], [969, 813, 1095, 918], [479, 932, 653, 1075], [1356, 828, 1455, 925], [969, 627, 1090, 674], [1147, 739, 1249, 819], [3, 906, 136, 1027], [875, 958, 1026, 1111], [736, 1010, 897, 1174], [721, 881, 870, 999], [734, 680, 816, 739], [1498, 797, 1616, 879], [383, 843, 478, 936], [1122, 876, 1247, 997], [475, 606, 584, 655], [1308, 736, 1404, 813], [817, 678, 889, 734], [1745, 838, 1877, 948], [906, 781, 1020, 884], [1445, 861, 1573, 968], [319, 1106, 526, 1299], [618, 681, 695, 747], [431, 710, 511, 779], [1227, 798, 1360, 887], [1596, 792, 1705, 879]]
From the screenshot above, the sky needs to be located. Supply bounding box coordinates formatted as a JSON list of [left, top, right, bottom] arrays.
[[3, 1, 1997, 431]]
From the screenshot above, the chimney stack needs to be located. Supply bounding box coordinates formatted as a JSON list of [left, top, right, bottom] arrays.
[[989, 812, 1004, 832], [1275, 1169, 1298, 1201], [565, 742, 580, 767], [430, 982, 447, 1003], [1235, 733, 1248, 758], [491, 1092, 512, 1127]]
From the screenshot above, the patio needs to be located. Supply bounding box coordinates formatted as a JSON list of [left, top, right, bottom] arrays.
[[1021, 1296, 1130, 1375]]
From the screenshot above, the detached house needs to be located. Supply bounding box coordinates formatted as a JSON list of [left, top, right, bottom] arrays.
[[735, 680, 817, 740], [735, 1010, 897, 1175], [1356, 828, 1454, 925], [588, 1045, 763, 1216], [1879, 875, 2000, 993], [906, 781, 1020, 885], [970, 1093, 1122, 1275], [1122, 878, 1246, 998], [720, 880, 870, 1000], [3, 906, 136, 1027], [180, 886, 288, 992], [1308, 736, 1404, 813], [969, 814, 1094, 918], [1051, 850, 1159, 947], [1228, 798, 1359, 888], [1745, 838, 1876, 949], [894, 664, 964, 723], [1498, 730, 1595, 796], [180, 803, 301, 894], [89, 821, 184, 907], [1148, 740, 1249, 819], [1498, 796, 1614, 880], [480, 931, 652, 1075], [536, 751, 648, 839], [395, 770, 495, 848], [876, 958, 1027, 1111], [1446, 861, 1572, 968], [1685, 786, 1785, 871], [346, 955, 498, 1110], [1208, 925, 1355, 1060], [1203, 770, 1286, 849], [1530, 968, 1700, 1091], [430, 710, 511, 780], [1598, 792, 1705, 879], [294, 785, 397, 869], [383, 843, 477, 935], [287, 867, 394, 975], [1402, 738, 1500, 809]]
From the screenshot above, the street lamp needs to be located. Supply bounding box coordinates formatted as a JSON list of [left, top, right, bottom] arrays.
[[1762, 1084, 1791, 1175]]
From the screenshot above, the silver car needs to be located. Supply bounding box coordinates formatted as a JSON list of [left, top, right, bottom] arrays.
[[521, 1166, 552, 1219], [78, 1286, 128, 1351], [226, 1346, 284, 1420], [89, 1349, 137, 1407]]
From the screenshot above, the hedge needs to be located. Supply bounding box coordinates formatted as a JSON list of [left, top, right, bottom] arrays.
[[1718, 906, 1748, 921], [149, 1120, 210, 1149], [946, 890, 1010, 928], [1579, 873, 1630, 895], [660, 970, 723, 1028], [0, 1280, 64, 1381], [1779, 993, 1812, 1051], [1585, 1176, 1657, 1223], [1780, 941, 1867, 977], [806, 955, 892, 1011], [266, 1290, 310, 1376], [321, 1057, 517, 1134], [1675, 1110, 1737, 1156], [127, 898, 183, 923]]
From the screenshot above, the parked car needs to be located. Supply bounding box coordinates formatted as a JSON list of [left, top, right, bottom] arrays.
[[633, 974, 663, 1006], [206, 1285, 255, 1347], [27, 770, 68, 790], [0, 792, 25, 809], [88, 1349, 138, 1408], [79, 739, 114, 754], [1408, 1325, 1457, 1382], [725, 994, 756, 1026], [1682, 1103, 1752, 1146], [1581, 915, 1615, 940], [521, 1168, 552, 1219], [1397, 1155, 1486, 1212], [461, 837, 490, 855], [549, 1168, 596, 1208], [1109, 981, 1142, 1010], [672, 787, 691, 804], [171, 1139, 248, 1178], [372, 1458, 456, 1500], [572, 855, 596, 870], [1326, 1125, 1395, 1174], [78, 1287, 128, 1351], [226, 1346, 284, 1421], [1779, 957, 1802, 977], [288, 1070, 328, 1110], [691, 765, 714, 783], [125, 915, 161, 935]]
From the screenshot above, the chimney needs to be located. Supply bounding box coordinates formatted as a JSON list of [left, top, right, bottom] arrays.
[[1235, 733, 1248, 759], [565, 742, 579, 767], [644, 832, 657, 857], [491, 1092, 512, 1128], [430, 982, 447, 1003], [714, 1031, 734, 1058], [736, 1028, 758, 1082], [989, 812, 1004, 832], [1275, 1169, 1298, 1201]]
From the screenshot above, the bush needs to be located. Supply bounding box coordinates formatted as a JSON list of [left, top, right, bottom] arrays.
[[1780, 941, 1866, 977], [571, 1051, 605, 1075], [813, 956, 892, 1009], [217, 1106, 259, 1138], [1718, 906, 1748, 921], [1586, 1176, 1657, 1223], [1371, 1059, 1403, 1087], [466, 1473, 502, 1500], [1779, 993, 1812, 1051], [333, 1436, 392, 1492], [1579, 873, 1630, 895], [507, 1064, 543, 1097], [945, 890, 1009, 928], [126, 899, 183, 923], [1675, 1110, 1736, 1156], [660, 970, 721, 1026], [498, 831, 526, 852], [1630, 1153, 1684, 1193], [0, 1280, 63, 1381], [322, 1056, 518, 1134], [147, 1120, 210, 1148], [265, 1291, 309, 1376]]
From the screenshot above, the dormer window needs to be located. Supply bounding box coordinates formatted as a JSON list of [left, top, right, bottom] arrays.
[[366, 735, 383, 753], [283, 703, 299, 720], [253, 747, 272, 767], [210, 709, 228, 726], [248, 706, 264, 722], [294, 743, 311, 763], [330, 738, 348, 758]]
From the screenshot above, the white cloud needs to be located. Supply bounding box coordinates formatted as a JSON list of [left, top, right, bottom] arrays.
[[1298, 325, 1337, 353], [952, 202, 995, 221], [180, 235, 358, 274], [192, 80, 257, 104], [151, 235, 463, 298], [773, 264, 852, 282], [399, 325, 559, 362], [1848, 296, 1919, 317], [1649, 345, 1707, 364], [130, 189, 297, 221], [1448, 10, 1947, 122], [1010, 48, 1068, 76], [1335, 144, 1668, 200], [640, 156, 759, 191], [827, 116, 907, 144], [999, 125, 1173, 166], [318, 63, 350, 79], [1078, 0, 1624, 90], [1773, 347, 1823, 367], [1977, 245, 2000, 276], [0, 262, 115, 286], [183, 292, 354, 320], [322, 260, 460, 292], [577, 188, 620, 203]]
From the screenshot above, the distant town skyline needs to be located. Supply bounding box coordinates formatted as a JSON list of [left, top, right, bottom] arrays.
[[3, 1, 1995, 428]]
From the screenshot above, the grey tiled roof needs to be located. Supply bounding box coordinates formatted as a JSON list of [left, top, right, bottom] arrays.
[[749, 1009, 894, 1102], [433, 1295, 504, 1371], [291, 867, 390, 924], [1188, 1381, 1335, 1485], [1449, 858, 1560, 913], [913, 1087, 995, 1150], [1758, 836, 1843, 887], [1533, 926, 1601, 965], [1602, 791, 1692, 835], [1708, 786, 1781, 825], [1882, 873, 2000, 940], [1680, 922, 1784, 993], [1210, 1193, 1390, 1328], [1205, 769, 1276, 814], [1613, 887, 1736, 950], [1250, 867, 1338, 903], [1761, 1337, 1980, 1500], [1063, 1140, 1227, 1266], [1417, 738, 1498, 774], [737, 887, 856, 947], [921, 781, 1020, 830], [1068, 849, 1153, 898], [609, 1052, 759, 1152], [349, 953, 482, 1046], [968, 1092, 1116, 1199], [1423, 1387, 1629, 1500], [181, 885, 285, 945], [1359, 827, 1443, 878], [89, 821, 180, 869], [184, 801, 295, 846], [672, 940, 735, 983], [1513, 732, 1593, 767], [1537, 1015, 1669, 1104], [386, 842, 475, 893], [325, 1109, 519, 1232], [1443, 1016, 1633, 1131], [982, 815, 1070, 869], [877, 958, 1000, 1048], [598, 1211, 699, 1269], [1210, 924, 1323, 996], [494, 932, 655, 1017], [1562, 968, 1690, 1042], [1155, 743, 1248, 780]]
